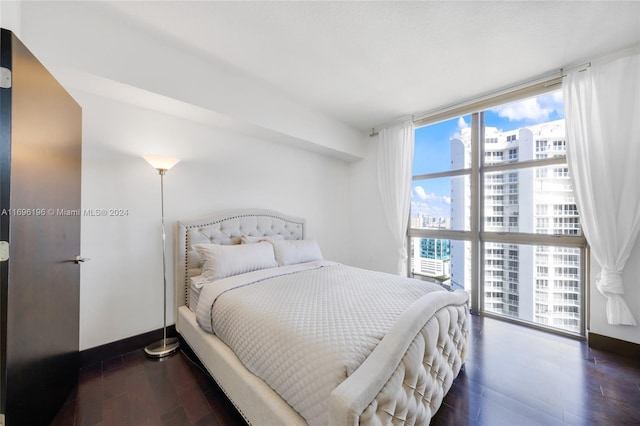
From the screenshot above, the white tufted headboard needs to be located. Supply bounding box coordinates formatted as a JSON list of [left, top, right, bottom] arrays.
[[175, 209, 305, 310]]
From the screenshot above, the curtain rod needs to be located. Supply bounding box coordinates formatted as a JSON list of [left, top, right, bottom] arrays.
[[411, 69, 564, 126], [562, 62, 591, 76], [369, 61, 591, 137]]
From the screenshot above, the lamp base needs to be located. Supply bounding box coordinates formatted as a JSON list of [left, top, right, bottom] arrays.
[[144, 336, 180, 358]]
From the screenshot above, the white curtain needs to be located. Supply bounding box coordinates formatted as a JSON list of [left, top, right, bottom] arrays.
[[563, 50, 640, 325], [377, 120, 415, 277]]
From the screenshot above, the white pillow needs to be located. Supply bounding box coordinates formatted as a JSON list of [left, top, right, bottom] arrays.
[[270, 239, 323, 266], [241, 234, 285, 244], [192, 242, 278, 281]]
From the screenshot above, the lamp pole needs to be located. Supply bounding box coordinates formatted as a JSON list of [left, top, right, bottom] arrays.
[[143, 156, 180, 358]]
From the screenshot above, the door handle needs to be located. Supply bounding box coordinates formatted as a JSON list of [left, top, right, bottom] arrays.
[[73, 255, 90, 264], [0, 241, 8, 262]]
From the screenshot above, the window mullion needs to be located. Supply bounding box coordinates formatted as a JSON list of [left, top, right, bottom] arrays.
[[482, 156, 568, 174], [470, 112, 482, 314], [481, 231, 587, 248], [408, 228, 472, 240], [410, 88, 586, 337], [413, 168, 471, 181]]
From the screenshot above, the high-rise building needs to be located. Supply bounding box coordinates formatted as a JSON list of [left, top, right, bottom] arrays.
[[449, 119, 581, 332], [410, 237, 451, 281]]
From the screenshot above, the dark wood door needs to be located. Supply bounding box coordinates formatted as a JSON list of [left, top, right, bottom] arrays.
[[0, 28, 82, 425]]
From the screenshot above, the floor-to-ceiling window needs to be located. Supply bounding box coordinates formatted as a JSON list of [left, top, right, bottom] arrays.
[[409, 114, 473, 292], [409, 88, 588, 337]]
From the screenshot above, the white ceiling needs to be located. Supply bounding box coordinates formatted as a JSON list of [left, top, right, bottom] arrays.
[[102, 1, 640, 131]]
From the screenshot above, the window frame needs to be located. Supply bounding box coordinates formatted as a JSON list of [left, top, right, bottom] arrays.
[[408, 87, 589, 339]]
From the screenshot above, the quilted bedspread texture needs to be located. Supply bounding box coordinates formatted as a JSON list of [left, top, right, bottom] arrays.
[[197, 262, 452, 425]]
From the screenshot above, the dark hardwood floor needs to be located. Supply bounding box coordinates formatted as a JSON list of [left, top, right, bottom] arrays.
[[51, 315, 640, 425], [432, 317, 640, 425], [51, 345, 246, 426]]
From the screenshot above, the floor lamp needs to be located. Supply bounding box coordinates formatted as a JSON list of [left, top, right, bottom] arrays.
[[143, 154, 181, 358]]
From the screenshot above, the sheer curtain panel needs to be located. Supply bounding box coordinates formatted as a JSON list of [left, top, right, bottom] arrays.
[[564, 50, 640, 325], [377, 120, 415, 276]]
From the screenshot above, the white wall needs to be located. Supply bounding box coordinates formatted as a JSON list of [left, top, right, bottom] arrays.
[[348, 138, 399, 274], [77, 91, 352, 350], [0, 1, 20, 36], [12, 1, 360, 350], [19, 1, 364, 162]]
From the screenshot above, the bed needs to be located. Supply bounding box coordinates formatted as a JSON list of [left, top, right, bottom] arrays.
[[175, 208, 470, 425]]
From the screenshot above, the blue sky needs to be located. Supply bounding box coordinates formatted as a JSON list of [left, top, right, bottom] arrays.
[[411, 90, 564, 222]]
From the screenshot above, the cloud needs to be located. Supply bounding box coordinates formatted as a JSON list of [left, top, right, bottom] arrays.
[[413, 186, 439, 201], [457, 116, 469, 130], [493, 97, 552, 122], [541, 91, 564, 118], [452, 116, 470, 139], [413, 186, 451, 205], [491, 90, 564, 122], [414, 186, 429, 200]]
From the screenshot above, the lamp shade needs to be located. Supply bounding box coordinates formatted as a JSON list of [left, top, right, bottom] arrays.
[[143, 155, 180, 171]]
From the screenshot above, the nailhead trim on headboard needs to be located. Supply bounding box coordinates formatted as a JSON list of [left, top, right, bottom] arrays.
[[175, 209, 306, 310]]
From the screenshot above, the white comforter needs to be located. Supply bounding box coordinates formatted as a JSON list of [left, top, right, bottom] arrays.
[[196, 261, 445, 426]]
